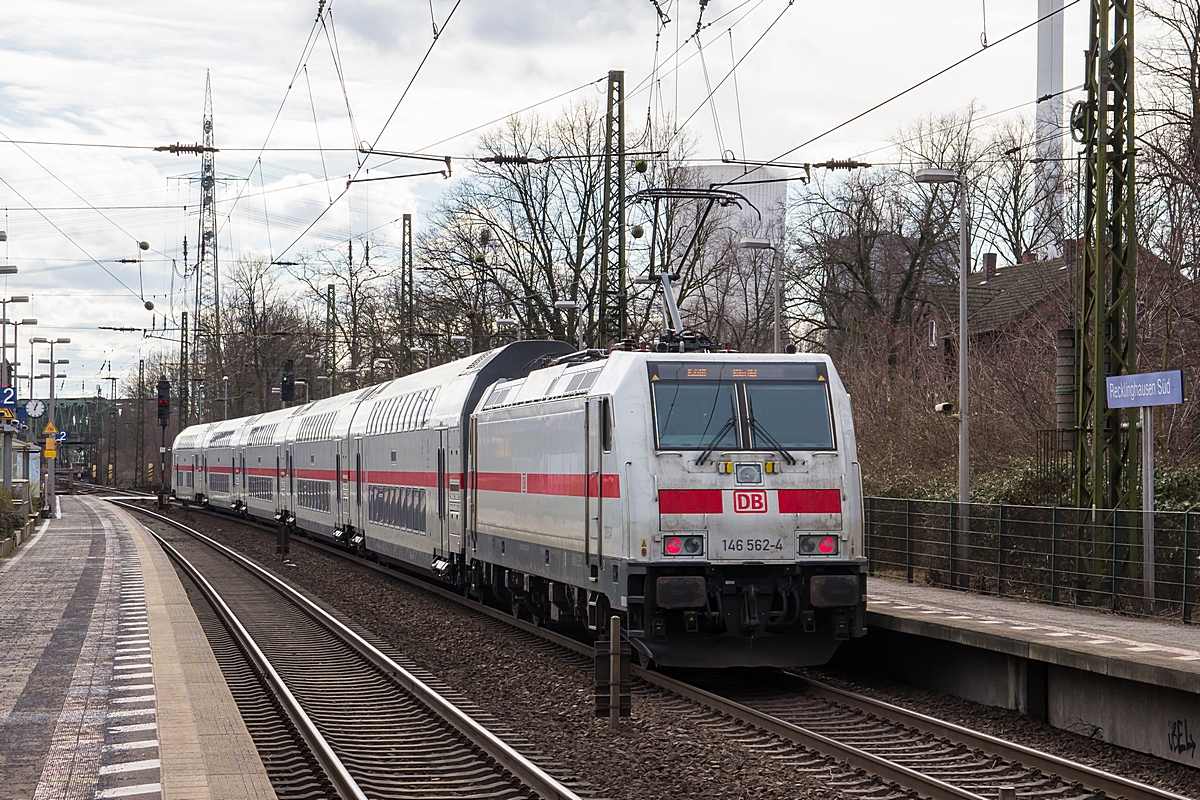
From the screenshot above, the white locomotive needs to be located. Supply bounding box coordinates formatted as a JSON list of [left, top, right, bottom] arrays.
[[172, 341, 867, 667]]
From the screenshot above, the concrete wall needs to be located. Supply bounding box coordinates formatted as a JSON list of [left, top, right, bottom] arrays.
[[839, 628, 1200, 768]]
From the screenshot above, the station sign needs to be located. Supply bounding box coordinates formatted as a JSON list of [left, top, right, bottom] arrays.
[[55, 431, 67, 444], [0, 386, 15, 410], [1105, 370, 1184, 409]]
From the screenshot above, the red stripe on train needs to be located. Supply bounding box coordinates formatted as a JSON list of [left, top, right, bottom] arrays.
[[777, 489, 841, 514], [659, 489, 723, 514]]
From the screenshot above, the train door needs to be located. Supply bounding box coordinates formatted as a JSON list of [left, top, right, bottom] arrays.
[[446, 427, 462, 556], [335, 444, 344, 529], [353, 436, 363, 532], [436, 429, 447, 555], [584, 397, 604, 580], [192, 453, 199, 498], [275, 446, 282, 513]]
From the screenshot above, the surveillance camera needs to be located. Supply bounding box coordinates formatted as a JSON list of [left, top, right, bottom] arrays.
[[934, 402, 954, 414]]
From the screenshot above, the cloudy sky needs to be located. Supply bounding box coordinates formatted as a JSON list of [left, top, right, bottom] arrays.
[[0, 0, 1093, 394]]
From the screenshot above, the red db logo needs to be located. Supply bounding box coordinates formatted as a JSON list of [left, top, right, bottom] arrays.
[[733, 490, 768, 513]]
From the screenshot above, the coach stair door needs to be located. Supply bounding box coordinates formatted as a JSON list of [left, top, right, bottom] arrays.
[[584, 398, 605, 579], [436, 430, 447, 556]]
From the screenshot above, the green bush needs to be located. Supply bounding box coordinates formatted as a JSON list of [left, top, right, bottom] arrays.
[[866, 460, 1200, 510], [1156, 466, 1200, 512], [0, 490, 26, 537]]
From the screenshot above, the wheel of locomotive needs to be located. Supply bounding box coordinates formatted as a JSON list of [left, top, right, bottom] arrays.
[[510, 595, 530, 621]]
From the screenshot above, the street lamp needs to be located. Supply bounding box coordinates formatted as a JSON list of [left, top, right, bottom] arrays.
[[553, 300, 584, 350], [449, 335, 472, 356], [345, 368, 360, 389], [915, 167, 969, 585], [316, 375, 330, 398], [222, 375, 229, 420], [410, 346, 431, 370], [0, 296, 29, 385], [32, 336, 69, 517], [374, 358, 396, 381], [294, 378, 310, 405], [739, 238, 783, 353]]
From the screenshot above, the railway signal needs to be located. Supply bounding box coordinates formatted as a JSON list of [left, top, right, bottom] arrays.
[[281, 359, 295, 405], [156, 378, 171, 425]]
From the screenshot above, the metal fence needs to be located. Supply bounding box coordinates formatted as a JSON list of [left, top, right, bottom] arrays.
[[864, 497, 1200, 621]]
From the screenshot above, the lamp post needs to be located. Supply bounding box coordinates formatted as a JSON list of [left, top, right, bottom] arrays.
[[32, 336, 70, 518], [496, 317, 519, 343], [344, 368, 360, 389], [553, 300, 584, 350], [916, 167, 970, 587], [374, 358, 396, 381], [316, 375, 331, 398], [410, 346, 431, 370], [739, 238, 782, 353], [294, 379, 309, 405], [449, 335, 472, 356], [0, 295, 29, 384], [222, 375, 229, 420]]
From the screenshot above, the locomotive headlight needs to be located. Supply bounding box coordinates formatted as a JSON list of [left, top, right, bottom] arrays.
[[734, 462, 762, 484], [663, 534, 705, 557], [798, 534, 838, 556]]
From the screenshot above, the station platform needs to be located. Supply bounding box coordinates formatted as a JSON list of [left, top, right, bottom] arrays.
[[0, 495, 276, 800], [861, 577, 1200, 764]]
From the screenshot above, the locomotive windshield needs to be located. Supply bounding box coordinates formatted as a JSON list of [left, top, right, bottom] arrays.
[[648, 362, 835, 452], [745, 383, 834, 450], [652, 381, 739, 449]]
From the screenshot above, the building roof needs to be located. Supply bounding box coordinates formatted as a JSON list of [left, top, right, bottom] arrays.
[[929, 256, 1071, 333]]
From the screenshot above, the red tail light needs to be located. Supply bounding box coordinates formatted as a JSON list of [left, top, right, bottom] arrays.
[[665, 536, 683, 555], [818, 536, 837, 554]]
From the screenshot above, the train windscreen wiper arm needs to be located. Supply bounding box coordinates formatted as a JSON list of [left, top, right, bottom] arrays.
[[695, 417, 737, 466], [748, 417, 797, 465]]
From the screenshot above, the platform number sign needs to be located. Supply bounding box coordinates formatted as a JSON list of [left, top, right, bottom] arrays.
[[0, 386, 16, 410], [55, 431, 67, 444]]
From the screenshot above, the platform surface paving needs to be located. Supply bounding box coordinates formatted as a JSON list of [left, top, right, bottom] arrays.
[[869, 576, 1200, 692], [0, 496, 275, 800]]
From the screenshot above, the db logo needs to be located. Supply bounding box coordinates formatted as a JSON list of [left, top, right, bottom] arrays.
[[733, 490, 768, 513]]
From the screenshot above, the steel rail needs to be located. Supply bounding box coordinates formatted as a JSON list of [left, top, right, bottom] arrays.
[[126, 504, 979, 799], [149, 530, 368, 800], [113, 500, 584, 800], [128, 501, 1187, 800], [783, 672, 1190, 800]]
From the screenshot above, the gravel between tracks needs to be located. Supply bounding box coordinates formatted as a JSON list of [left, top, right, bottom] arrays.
[[808, 658, 1200, 797], [149, 505, 854, 800]]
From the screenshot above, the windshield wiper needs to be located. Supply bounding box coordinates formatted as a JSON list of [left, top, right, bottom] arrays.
[[695, 417, 737, 465], [747, 413, 797, 465]]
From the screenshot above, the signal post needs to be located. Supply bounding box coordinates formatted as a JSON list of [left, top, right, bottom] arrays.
[[157, 378, 170, 508]]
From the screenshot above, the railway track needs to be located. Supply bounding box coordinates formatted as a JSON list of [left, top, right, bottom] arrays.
[[115, 500, 1189, 800], [116, 501, 585, 800]]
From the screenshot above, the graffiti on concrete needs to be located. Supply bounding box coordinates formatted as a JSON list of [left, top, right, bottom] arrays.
[[1169, 719, 1197, 757]]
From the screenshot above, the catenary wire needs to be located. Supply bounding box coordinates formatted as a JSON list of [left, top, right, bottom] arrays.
[[721, 0, 1083, 187]]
